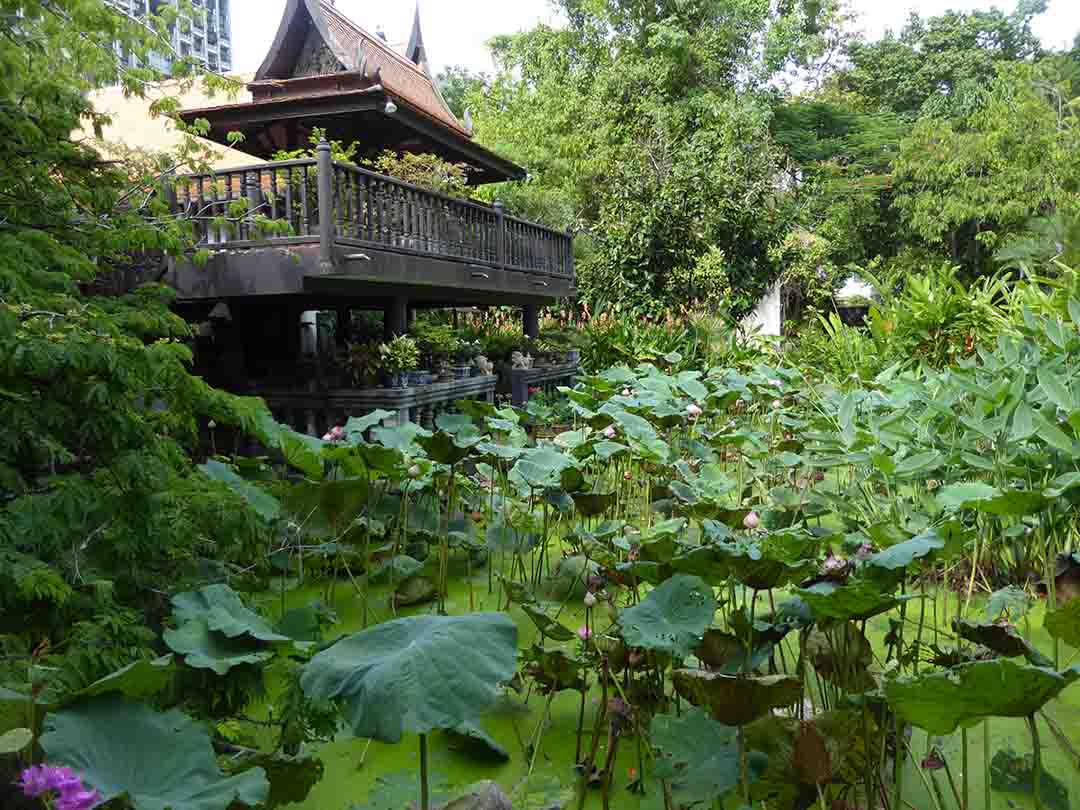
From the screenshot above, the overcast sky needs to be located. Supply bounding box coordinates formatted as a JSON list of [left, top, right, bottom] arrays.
[[231, 0, 1080, 77]]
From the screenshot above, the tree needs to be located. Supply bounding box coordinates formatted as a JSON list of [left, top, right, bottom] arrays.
[[839, 2, 1048, 117], [0, 0, 268, 693], [467, 0, 845, 317], [891, 61, 1080, 276], [435, 65, 488, 119]]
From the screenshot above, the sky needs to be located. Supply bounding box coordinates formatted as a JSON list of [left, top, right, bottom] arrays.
[[230, 0, 1080, 78]]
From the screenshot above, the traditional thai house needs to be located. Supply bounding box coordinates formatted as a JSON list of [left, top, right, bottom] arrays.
[[166, 0, 576, 431]]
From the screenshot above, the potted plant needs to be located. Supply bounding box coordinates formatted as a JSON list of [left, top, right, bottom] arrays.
[[379, 335, 420, 389], [344, 340, 382, 387], [455, 338, 480, 379], [411, 323, 460, 382]]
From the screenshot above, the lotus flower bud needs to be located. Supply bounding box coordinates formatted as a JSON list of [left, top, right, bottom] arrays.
[[603, 425, 617, 439], [577, 626, 593, 641], [743, 511, 760, 530], [771, 400, 782, 410], [623, 471, 632, 481], [408, 464, 422, 478], [622, 388, 632, 397], [584, 591, 597, 608], [687, 403, 703, 419]]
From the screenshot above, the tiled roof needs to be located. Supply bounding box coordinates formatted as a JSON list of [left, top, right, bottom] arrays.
[[318, 1, 468, 138]]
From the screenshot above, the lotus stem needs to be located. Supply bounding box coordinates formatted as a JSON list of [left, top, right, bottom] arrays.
[[984, 720, 992, 810], [419, 733, 430, 810], [1028, 714, 1043, 810], [961, 727, 969, 810]]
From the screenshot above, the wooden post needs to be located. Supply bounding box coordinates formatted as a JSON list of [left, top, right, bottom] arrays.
[[494, 200, 506, 270], [385, 296, 409, 339], [316, 139, 335, 272], [245, 170, 261, 239], [523, 304, 539, 340]]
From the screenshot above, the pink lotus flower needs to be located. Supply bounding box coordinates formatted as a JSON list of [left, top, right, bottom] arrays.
[[577, 625, 593, 641], [622, 388, 632, 397], [771, 400, 782, 410], [602, 425, 617, 439], [921, 751, 945, 771], [822, 554, 847, 573], [686, 403, 703, 419], [322, 425, 346, 442], [743, 511, 760, 530]]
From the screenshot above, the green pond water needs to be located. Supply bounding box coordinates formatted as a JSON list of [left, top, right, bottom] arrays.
[[251, 558, 1080, 810]]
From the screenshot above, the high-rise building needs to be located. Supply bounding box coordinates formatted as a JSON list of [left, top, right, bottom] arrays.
[[106, 0, 232, 75]]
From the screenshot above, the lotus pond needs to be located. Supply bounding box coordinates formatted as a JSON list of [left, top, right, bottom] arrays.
[[10, 309, 1080, 810]]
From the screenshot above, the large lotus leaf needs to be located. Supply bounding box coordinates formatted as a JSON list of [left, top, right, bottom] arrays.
[[509, 447, 576, 491], [673, 669, 802, 727], [282, 478, 371, 535], [344, 409, 395, 439], [300, 613, 518, 743], [571, 490, 616, 517], [865, 529, 944, 571], [59, 656, 175, 707], [619, 574, 716, 657], [651, 708, 766, 806], [937, 482, 999, 511], [372, 422, 431, 454], [199, 461, 281, 523], [256, 414, 326, 479], [1045, 598, 1080, 648], [41, 697, 268, 810], [696, 629, 774, 674], [417, 431, 479, 465], [797, 577, 908, 621], [671, 544, 735, 584], [610, 410, 671, 460], [885, 660, 1079, 735], [172, 584, 290, 643], [163, 619, 274, 675]]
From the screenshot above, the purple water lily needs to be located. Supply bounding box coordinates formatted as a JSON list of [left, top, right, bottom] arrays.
[[18, 765, 101, 810]]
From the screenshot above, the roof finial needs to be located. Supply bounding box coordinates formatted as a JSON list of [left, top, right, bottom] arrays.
[[463, 108, 474, 135]]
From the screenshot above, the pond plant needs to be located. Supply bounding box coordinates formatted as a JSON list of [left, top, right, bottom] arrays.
[[5, 305, 1080, 810]]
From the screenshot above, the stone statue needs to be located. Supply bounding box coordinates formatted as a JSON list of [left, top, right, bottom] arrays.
[[474, 355, 494, 376], [511, 351, 534, 370]]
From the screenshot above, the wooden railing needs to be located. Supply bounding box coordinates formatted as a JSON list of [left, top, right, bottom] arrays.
[[168, 147, 574, 279], [259, 375, 498, 437]]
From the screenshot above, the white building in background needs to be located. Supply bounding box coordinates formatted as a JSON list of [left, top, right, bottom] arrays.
[[105, 0, 233, 74]]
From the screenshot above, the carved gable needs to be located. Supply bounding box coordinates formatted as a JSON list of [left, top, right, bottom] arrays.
[[293, 23, 345, 77]]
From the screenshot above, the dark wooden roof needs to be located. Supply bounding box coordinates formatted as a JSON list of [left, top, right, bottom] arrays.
[[179, 0, 524, 184]]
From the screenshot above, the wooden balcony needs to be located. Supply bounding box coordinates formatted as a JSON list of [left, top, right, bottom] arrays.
[[164, 146, 575, 308]]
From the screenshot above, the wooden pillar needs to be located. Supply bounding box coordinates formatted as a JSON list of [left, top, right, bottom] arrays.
[[336, 307, 350, 348], [407, 306, 417, 329], [522, 304, 539, 340], [385, 296, 409, 339], [316, 139, 335, 273]]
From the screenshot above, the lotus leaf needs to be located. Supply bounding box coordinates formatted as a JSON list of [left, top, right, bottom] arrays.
[[282, 478, 371, 535], [865, 529, 944, 571], [344, 410, 395, 438], [523, 644, 587, 693], [797, 578, 908, 621], [41, 697, 269, 810], [696, 629, 774, 674], [0, 727, 32, 753], [510, 447, 576, 491], [937, 482, 999, 511], [393, 575, 438, 607], [521, 604, 576, 642], [619, 574, 716, 657], [445, 722, 510, 763], [651, 708, 766, 805], [300, 613, 518, 742], [571, 490, 616, 517], [673, 669, 802, 726], [990, 748, 1071, 810], [172, 584, 290, 643], [418, 431, 479, 465], [954, 619, 1047, 663], [163, 620, 275, 675], [1045, 598, 1080, 648], [885, 659, 1079, 735], [221, 752, 324, 808], [57, 656, 175, 707], [199, 460, 281, 523]]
